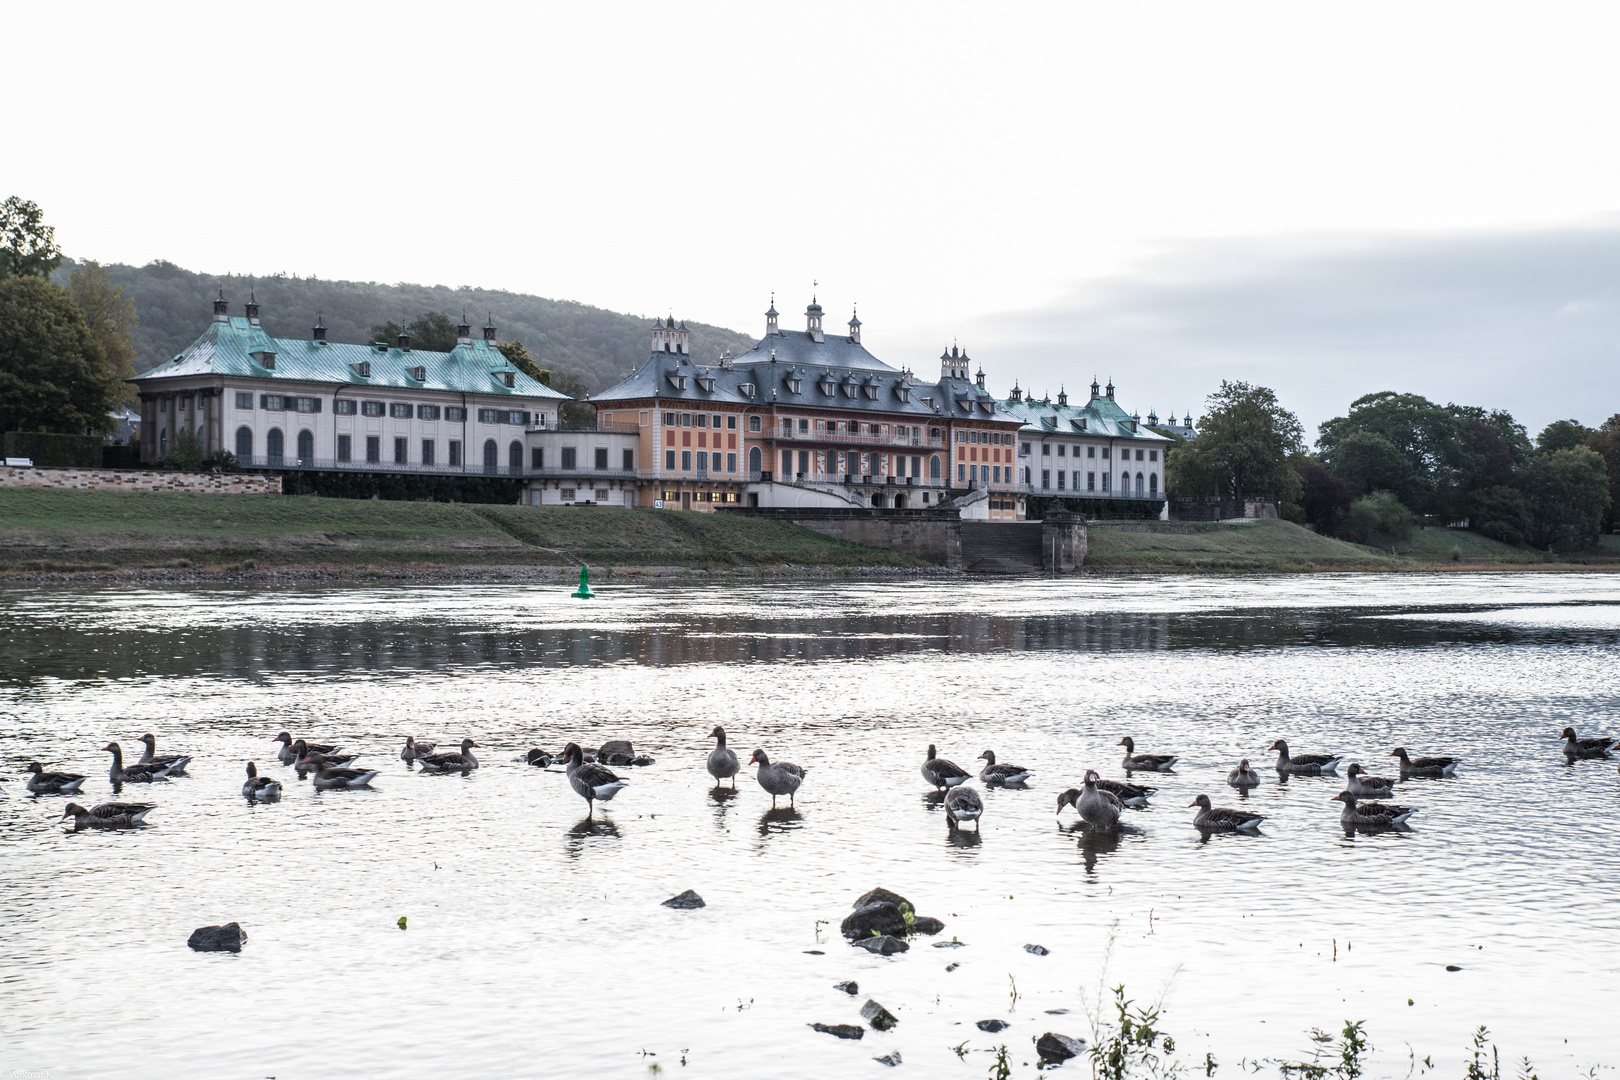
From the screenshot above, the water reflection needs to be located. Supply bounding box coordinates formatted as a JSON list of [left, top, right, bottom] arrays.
[[756, 807, 803, 837], [565, 815, 621, 856]]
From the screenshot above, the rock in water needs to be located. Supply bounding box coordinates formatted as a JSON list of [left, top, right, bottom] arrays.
[[855, 887, 912, 910], [933, 940, 967, 949], [1024, 943, 1050, 956], [852, 935, 909, 956], [835, 981, 860, 995], [662, 890, 706, 909], [1036, 1032, 1088, 1063], [809, 1023, 865, 1040], [630, 755, 655, 767], [910, 916, 945, 935], [860, 1000, 899, 1031], [977, 1019, 1009, 1032], [842, 901, 907, 940], [874, 1051, 903, 1066], [187, 922, 246, 952], [597, 740, 634, 762]]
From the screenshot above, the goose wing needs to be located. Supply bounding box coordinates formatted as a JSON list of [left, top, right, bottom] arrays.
[[39, 770, 87, 787], [94, 802, 155, 819], [1208, 806, 1263, 828], [575, 761, 624, 788], [1096, 778, 1153, 800], [1409, 755, 1455, 769], [775, 761, 807, 781], [1292, 752, 1341, 767], [1359, 800, 1413, 820], [926, 757, 970, 782]]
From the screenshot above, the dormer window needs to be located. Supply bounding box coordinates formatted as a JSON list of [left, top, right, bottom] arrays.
[[501, 372, 515, 388], [819, 377, 836, 395], [738, 382, 755, 398], [696, 375, 715, 392], [250, 351, 276, 370], [787, 377, 802, 394], [409, 366, 426, 382], [666, 373, 688, 391], [896, 386, 911, 403], [353, 360, 371, 378]]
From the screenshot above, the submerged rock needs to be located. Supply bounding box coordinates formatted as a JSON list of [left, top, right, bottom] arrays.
[[1024, 943, 1050, 956], [598, 740, 634, 762], [933, 940, 967, 949], [874, 1051, 903, 1066], [842, 901, 907, 940], [525, 749, 553, 767], [855, 887, 911, 909], [1036, 1032, 1087, 1063], [809, 1023, 865, 1040], [977, 1019, 1009, 1033], [630, 755, 655, 767], [835, 981, 860, 995], [661, 890, 705, 909], [910, 916, 945, 936], [852, 935, 909, 956], [187, 922, 246, 952], [860, 1000, 899, 1031]]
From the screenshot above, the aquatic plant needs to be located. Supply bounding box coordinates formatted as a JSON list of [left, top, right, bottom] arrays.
[[990, 1044, 1012, 1080], [1089, 985, 1180, 1080], [1277, 1021, 1367, 1079]]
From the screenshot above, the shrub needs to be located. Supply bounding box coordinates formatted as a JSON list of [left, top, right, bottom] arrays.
[[1341, 491, 1415, 544]]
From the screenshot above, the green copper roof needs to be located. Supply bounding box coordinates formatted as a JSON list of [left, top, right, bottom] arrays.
[[997, 392, 1170, 442], [132, 317, 567, 400]]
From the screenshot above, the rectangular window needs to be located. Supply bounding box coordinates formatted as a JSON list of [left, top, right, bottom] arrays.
[[334, 399, 357, 416], [726, 452, 737, 473], [502, 410, 526, 425], [390, 403, 411, 419], [1088, 471, 1096, 490], [1087, 445, 1096, 458], [1056, 470, 1064, 489], [595, 488, 609, 502], [394, 437, 408, 464], [1150, 450, 1158, 462], [1042, 443, 1050, 455], [561, 488, 575, 501], [478, 408, 497, 423], [1074, 471, 1081, 490], [695, 451, 708, 471], [696, 414, 707, 428], [713, 414, 722, 428], [422, 440, 435, 465], [665, 449, 676, 469], [235, 392, 253, 410], [1057, 443, 1066, 457], [1102, 472, 1110, 491], [361, 400, 384, 417], [444, 407, 465, 422], [418, 404, 441, 420], [958, 462, 967, 482], [260, 395, 284, 411], [532, 448, 545, 469], [681, 413, 692, 427], [726, 415, 737, 430], [449, 440, 462, 466], [664, 412, 676, 426], [1102, 448, 1110, 460], [366, 436, 380, 463], [1137, 449, 1145, 461], [682, 450, 693, 471], [994, 466, 1003, 483], [337, 435, 352, 462], [799, 419, 809, 433], [623, 449, 635, 471], [595, 447, 609, 470], [296, 397, 321, 413], [561, 448, 577, 469], [749, 415, 761, 432], [781, 450, 792, 474], [1042, 469, 1051, 488]]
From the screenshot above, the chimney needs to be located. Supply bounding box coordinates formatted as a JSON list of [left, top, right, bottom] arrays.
[[212, 289, 229, 322], [245, 291, 260, 326], [398, 332, 411, 350], [483, 312, 497, 343], [805, 296, 824, 343], [765, 294, 779, 336], [313, 314, 327, 342], [848, 305, 861, 344], [456, 310, 472, 345]]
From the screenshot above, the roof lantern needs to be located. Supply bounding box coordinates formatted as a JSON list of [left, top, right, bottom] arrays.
[[1089, 377, 1101, 401], [1010, 381, 1023, 403], [312, 314, 327, 342], [805, 295, 824, 343], [848, 304, 861, 344], [1057, 386, 1067, 407], [398, 331, 411, 350], [1106, 378, 1116, 400], [244, 290, 260, 326], [456, 310, 473, 345], [765, 293, 779, 335], [483, 312, 497, 343], [212, 289, 229, 322]]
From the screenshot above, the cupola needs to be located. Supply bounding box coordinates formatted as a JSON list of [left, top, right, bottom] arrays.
[[312, 314, 327, 342], [1089, 377, 1101, 401], [765, 294, 779, 336], [1106, 378, 1116, 400], [1057, 386, 1067, 407], [652, 315, 689, 355], [805, 296, 824, 343], [212, 289, 229, 322], [483, 312, 497, 343], [245, 291, 260, 326], [848, 305, 861, 344], [456, 311, 473, 345]]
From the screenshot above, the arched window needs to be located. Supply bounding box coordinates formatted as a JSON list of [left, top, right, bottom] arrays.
[[1149, 473, 1158, 495], [509, 440, 523, 471], [483, 439, 498, 474], [1136, 472, 1144, 495], [929, 454, 941, 479], [235, 426, 252, 459], [748, 446, 761, 474], [297, 430, 314, 462], [266, 428, 284, 463], [748, 415, 761, 433]]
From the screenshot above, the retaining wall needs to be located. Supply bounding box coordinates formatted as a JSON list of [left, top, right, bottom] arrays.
[[726, 507, 965, 568], [1, 467, 282, 495]]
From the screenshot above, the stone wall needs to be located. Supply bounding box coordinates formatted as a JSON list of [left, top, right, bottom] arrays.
[[1040, 510, 1088, 571], [1, 466, 282, 495], [727, 507, 965, 568], [1168, 496, 1278, 521]]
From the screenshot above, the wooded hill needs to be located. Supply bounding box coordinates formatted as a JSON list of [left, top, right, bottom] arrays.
[[50, 259, 756, 395]]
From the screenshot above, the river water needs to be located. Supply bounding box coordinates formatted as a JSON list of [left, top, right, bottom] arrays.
[[3, 574, 1618, 1080]]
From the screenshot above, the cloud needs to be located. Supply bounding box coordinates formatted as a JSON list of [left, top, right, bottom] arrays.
[[968, 221, 1620, 440]]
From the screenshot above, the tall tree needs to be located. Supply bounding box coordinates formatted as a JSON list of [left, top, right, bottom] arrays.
[[67, 262, 139, 409], [1318, 392, 1478, 515], [1587, 414, 1620, 533], [1536, 418, 1595, 453], [1, 196, 63, 279], [407, 311, 459, 352], [1521, 447, 1610, 550], [0, 276, 120, 435], [1175, 381, 1304, 504], [497, 339, 596, 425]]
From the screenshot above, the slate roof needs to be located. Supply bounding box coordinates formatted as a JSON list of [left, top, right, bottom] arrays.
[[131, 317, 567, 400], [997, 391, 1171, 443]]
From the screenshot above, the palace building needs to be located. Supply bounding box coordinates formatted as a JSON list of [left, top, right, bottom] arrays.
[[997, 380, 1172, 501]]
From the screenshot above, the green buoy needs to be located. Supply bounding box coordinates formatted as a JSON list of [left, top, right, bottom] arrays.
[[570, 563, 596, 599]]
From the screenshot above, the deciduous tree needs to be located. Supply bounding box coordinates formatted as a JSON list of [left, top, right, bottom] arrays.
[[1173, 381, 1303, 504], [67, 262, 139, 409], [1521, 447, 1610, 550], [0, 276, 120, 435], [1, 196, 62, 279]]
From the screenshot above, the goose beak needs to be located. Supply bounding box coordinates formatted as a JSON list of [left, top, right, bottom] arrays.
[[1187, 799, 1198, 807]]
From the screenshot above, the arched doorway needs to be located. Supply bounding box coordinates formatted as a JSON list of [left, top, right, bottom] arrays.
[[297, 430, 314, 462], [1149, 473, 1158, 495], [871, 493, 886, 507], [266, 428, 284, 463], [894, 494, 907, 508], [748, 446, 761, 475], [509, 440, 523, 472], [483, 439, 498, 474], [235, 426, 252, 459], [929, 455, 941, 480], [1136, 472, 1144, 495]]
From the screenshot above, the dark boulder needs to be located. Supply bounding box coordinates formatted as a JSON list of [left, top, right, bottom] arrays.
[[187, 922, 246, 952], [1036, 1032, 1087, 1063], [860, 1000, 899, 1031], [842, 901, 907, 940], [661, 890, 705, 909], [598, 740, 634, 761], [630, 755, 655, 767], [855, 887, 911, 910], [835, 981, 860, 995], [852, 935, 909, 956], [933, 939, 966, 948], [977, 1019, 1009, 1033], [911, 916, 945, 936], [1024, 943, 1050, 956], [809, 1023, 864, 1040], [874, 1051, 903, 1066], [604, 753, 633, 767]]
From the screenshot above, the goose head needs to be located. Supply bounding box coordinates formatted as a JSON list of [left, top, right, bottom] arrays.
[[1346, 764, 1363, 778], [138, 733, 158, 750], [273, 732, 293, 746], [459, 739, 479, 753], [926, 744, 938, 760], [26, 762, 44, 776], [711, 726, 726, 744], [977, 750, 996, 764], [1330, 791, 1357, 807], [1559, 727, 1578, 740], [245, 762, 259, 779], [1116, 737, 1135, 752], [1268, 739, 1288, 754], [1389, 747, 1410, 760], [1188, 794, 1213, 810], [101, 742, 120, 756], [1083, 769, 1102, 787], [290, 739, 309, 757], [747, 749, 770, 767], [60, 803, 88, 819], [1056, 788, 1081, 813], [560, 742, 584, 765], [1237, 758, 1253, 772]]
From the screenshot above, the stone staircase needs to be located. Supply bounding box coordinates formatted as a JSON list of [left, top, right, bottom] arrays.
[[959, 522, 1045, 575]]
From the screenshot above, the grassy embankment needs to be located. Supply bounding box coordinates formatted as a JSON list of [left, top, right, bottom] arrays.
[[1082, 518, 1620, 572], [0, 489, 924, 573]]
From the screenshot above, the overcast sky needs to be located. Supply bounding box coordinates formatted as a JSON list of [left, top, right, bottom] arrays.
[[11, 1, 1620, 438]]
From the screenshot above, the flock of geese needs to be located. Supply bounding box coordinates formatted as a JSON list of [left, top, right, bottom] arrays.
[[13, 724, 1617, 833]]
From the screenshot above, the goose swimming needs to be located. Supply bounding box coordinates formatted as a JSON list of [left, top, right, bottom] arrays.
[[1344, 763, 1395, 798], [922, 744, 971, 790], [1389, 747, 1458, 778], [293, 739, 359, 778], [1269, 739, 1343, 775], [1188, 793, 1264, 831], [242, 762, 282, 802], [135, 734, 192, 775], [944, 784, 983, 830], [25, 762, 86, 795], [103, 742, 172, 784], [1331, 790, 1417, 827], [1226, 759, 1261, 789], [977, 750, 1031, 785], [61, 801, 155, 829], [562, 742, 629, 816], [707, 726, 740, 787], [1559, 727, 1614, 761], [1117, 737, 1177, 772], [417, 739, 480, 773], [748, 748, 806, 808], [274, 732, 342, 765], [304, 753, 379, 790], [401, 737, 437, 764]]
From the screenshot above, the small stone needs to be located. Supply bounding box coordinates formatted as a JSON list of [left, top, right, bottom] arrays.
[[835, 981, 860, 995], [661, 889, 705, 909], [855, 887, 911, 910], [946, 962, 960, 972], [860, 1000, 899, 1031], [1044, 1009, 1070, 1015], [630, 755, 655, 767], [1036, 1032, 1087, 1063], [842, 901, 907, 940], [977, 1019, 1010, 1033], [598, 739, 634, 761], [804, 950, 825, 955], [933, 940, 967, 949], [910, 916, 945, 935], [186, 922, 246, 952], [874, 1051, 903, 1066], [1446, 964, 1462, 972], [809, 1023, 865, 1040], [852, 935, 909, 956], [1024, 944, 1050, 956]]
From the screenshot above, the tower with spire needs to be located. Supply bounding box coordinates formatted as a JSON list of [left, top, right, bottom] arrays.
[[651, 315, 689, 355], [940, 344, 970, 382]]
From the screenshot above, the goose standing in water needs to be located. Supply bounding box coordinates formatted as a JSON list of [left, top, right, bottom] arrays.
[[1344, 763, 1396, 798], [1117, 737, 1177, 772], [944, 785, 982, 830], [135, 733, 192, 776], [25, 763, 86, 795], [1269, 739, 1343, 775], [400, 737, 436, 765], [1226, 759, 1261, 789], [1188, 794, 1265, 832], [61, 802, 155, 830], [922, 744, 971, 791], [707, 727, 740, 787], [304, 753, 380, 790], [562, 742, 629, 816], [977, 750, 1031, 785], [417, 739, 480, 773], [1331, 790, 1417, 827], [103, 743, 172, 784], [274, 732, 342, 765], [242, 762, 282, 802], [748, 749, 806, 808], [1074, 770, 1124, 829], [1389, 747, 1458, 778], [1558, 727, 1614, 761]]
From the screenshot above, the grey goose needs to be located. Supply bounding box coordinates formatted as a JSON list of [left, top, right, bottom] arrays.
[[1073, 770, 1124, 829], [944, 784, 983, 830], [1117, 737, 1177, 772], [1269, 739, 1343, 775], [1389, 747, 1458, 778], [135, 733, 192, 775], [293, 739, 359, 778], [1559, 727, 1614, 761], [61, 801, 155, 829], [922, 744, 971, 790], [1332, 791, 1416, 827], [103, 742, 173, 784], [417, 739, 480, 773], [1226, 759, 1261, 789], [1344, 763, 1395, 798], [25, 762, 86, 795], [242, 762, 282, 802], [748, 748, 806, 808], [977, 750, 1031, 785], [707, 726, 740, 787], [304, 752, 379, 790], [274, 732, 342, 765], [401, 737, 437, 764], [1188, 793, 1264, 831], [562, 742, 629, 816]]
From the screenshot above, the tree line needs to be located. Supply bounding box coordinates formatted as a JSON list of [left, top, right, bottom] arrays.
[[1162, 382, 1616, 550]]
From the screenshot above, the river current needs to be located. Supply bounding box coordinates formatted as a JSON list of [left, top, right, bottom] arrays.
[[3, 574, 1618, 1079]]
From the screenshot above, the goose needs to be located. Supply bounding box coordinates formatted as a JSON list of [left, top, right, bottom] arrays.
[[304, 752, 379, 790], [242, 762, 282, 802], [103, 742, 172, 784], [1075, 770, 1124, 829], [1091, 776, 1154, 806], [1344, 763, 1395, 798], [1188, 793, 1264, 831], [25, 762, 86, 795], [922, 744, 971, 790], [1331, 790, 1416, 827], [747, 748, 806, 808], [61, 801, 155, 829], [292, 740, 359, 778], [1117, 737, 1177, 772], [1269, 739, 1342, 775], [135, 733, 192, 775], [525, 749, 554, 767], [416, 739, 480, 773], [1226, 759, 1261, 789], [944, 784, 983, 830], [707, 726, 740, 787], [1558, 727, 1614, 761], [400, 737, 436, 765], [274, 732, 342, 766], [977, 750, 1031, 785], [562, 742, 629, 816], [1389, 747, 1458, 778]]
